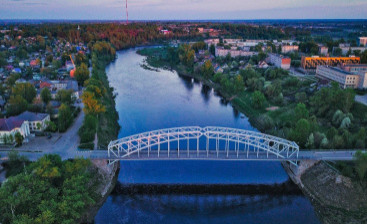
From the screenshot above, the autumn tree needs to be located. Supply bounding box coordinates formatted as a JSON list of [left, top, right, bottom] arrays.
[[81, 91, 105, 115], [201, 60, 214, 79]]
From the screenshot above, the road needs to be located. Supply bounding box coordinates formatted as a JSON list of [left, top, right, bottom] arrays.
[[0, 149, 361, 162], [0, 103, 85, 161]]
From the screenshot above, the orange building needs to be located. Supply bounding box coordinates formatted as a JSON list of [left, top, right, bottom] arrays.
[[301, 56, 360, 70]]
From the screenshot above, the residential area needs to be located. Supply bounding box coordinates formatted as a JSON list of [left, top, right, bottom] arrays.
[[0, 26, 90, 148]]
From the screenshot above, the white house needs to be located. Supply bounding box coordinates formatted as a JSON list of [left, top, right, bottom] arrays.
[[16, 111, 51, 132], [0, 117, 30, 144]]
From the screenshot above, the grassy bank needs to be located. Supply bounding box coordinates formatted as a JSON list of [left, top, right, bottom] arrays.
[[79, 42, 120, 149], [138, 45, 367, 150]]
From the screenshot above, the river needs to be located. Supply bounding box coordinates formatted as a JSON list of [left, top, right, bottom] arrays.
[[94, 48, 321, 224]]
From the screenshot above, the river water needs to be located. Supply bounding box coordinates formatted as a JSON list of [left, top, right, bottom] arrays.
[[94, 48, 321, 224]]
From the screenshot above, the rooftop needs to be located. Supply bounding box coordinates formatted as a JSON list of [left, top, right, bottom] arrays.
[[17, 111, 49, 122], [318, 66, 352, 75], [0, 117, 25, 132]]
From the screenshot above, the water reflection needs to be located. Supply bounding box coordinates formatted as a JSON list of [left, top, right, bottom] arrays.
[[95, 48, 321, 224]]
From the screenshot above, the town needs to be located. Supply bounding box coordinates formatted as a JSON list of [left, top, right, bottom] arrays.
[[0, 19, 367, 224]]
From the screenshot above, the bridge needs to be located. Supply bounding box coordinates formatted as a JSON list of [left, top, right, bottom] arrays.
[[108, 126, 300, 165], [0, 126, 359, 164]]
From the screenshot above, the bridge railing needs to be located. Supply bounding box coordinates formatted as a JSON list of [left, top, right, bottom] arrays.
[[108, 126, 299, 165]]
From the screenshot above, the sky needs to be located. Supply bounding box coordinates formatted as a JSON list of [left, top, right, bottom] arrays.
[[1, 0, 367, 20]]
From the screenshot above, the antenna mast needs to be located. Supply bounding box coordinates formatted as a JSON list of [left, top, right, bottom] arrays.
[[126, 0, 128, 24]]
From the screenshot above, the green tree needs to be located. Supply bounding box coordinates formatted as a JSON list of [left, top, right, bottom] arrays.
[[233, 75, 244, 93], [290, 119, 311, 147], [12, 83, 36, 104], [7, 95, 28, 116], [294, 103, 309, 122], [252, 91, 266, 109], [56, 90, 73, 105], [74, 63, 90, 86], [58, 104, 72, 132], [41, 88, 52, 105], [209, 44, 216, 56], [355, 151, 367, 183], [14, 132, 23, 146]]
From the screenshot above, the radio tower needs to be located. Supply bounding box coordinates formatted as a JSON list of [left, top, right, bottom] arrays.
[[125, 0, 128, 24]]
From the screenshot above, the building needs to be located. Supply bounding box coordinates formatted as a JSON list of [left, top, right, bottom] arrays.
[[281, 45, 299, 54], [301, 56, 360, 71], [0, 117, 30, 144], [341, 64, 367, 74], [215, 47, 257, 57], [204, 39, 219, 46], [359, 37, 367, 46], [316, 66, 367, 89], [267, 53, 291, 70], [258, 61, 269, 69], [319, 46, 328, 56], [16, 111, 50, 132], [65, 61, 74, 71], [334, 46, 367, 55]]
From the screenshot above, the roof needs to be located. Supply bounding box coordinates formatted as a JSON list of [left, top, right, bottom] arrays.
[[17, 111, 49, 122], [318, 66, 352, 75], [0, 117, 25, 131]]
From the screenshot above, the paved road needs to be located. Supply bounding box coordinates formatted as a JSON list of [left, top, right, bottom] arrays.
[[355, 94, 367, 106], [0, 103, 85, 161]]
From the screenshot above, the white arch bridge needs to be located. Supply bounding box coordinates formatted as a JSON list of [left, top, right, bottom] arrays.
[[108, 126, 300, 165]]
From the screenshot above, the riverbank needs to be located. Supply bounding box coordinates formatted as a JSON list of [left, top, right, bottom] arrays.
[[137, 46, 367, 151], [283, 161, 367, 224], [81, 160, 120, 223], [79, 41, 120, 149]]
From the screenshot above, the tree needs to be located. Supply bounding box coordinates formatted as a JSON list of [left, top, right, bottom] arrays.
[[41, 88, 52, 105], [7, 95, 28, 116], [252, 91, 266, 109], [58, 104, 72, 132], [294, 103, 309, 122], [201, 60, 214, 79], [209, 44, 215, 56], [233, 75, 244, 93], [290, 119, 311, 147], [45, 121, 57, 132], [74, 63, 90, 86], [14, 132, 23, 146], [56, 90, 74, 105], [355, 151, 367, 182], [81, 92, 106, 115], [178, 44, 195, 68], [12, 83, 36, 104], [295, 92, 307, 103]]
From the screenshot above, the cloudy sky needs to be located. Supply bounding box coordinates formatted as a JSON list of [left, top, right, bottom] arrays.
[[1, 0, 367, 20]]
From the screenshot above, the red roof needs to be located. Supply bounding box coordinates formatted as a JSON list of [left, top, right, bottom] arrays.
[[40, 81, 52, 89]]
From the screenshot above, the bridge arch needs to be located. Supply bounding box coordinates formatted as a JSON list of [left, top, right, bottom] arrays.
[[108, 126, 299, 165]]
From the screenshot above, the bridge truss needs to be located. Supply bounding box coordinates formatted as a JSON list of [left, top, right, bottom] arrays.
[[108, 126, 299, 165]]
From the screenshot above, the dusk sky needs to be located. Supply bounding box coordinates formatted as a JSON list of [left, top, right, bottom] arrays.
[[1, 0, 367, 20]]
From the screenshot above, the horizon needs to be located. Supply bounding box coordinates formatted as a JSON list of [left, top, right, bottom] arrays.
[[1, 0, 367, 20]]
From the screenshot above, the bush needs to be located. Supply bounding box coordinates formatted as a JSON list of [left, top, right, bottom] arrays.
[[78, 142, 95, 150], [256, 114, 274, 132], [252, 91, 266, 109]]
